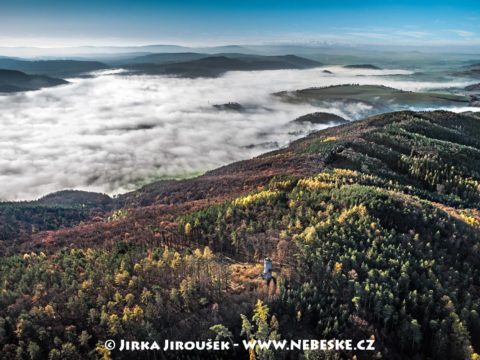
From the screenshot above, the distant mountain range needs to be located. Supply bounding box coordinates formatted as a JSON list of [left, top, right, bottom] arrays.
[[126, 52, 208, 64], [0, 58, 108, 77], [0, 69, 68, 93], [0, 53, 322, 89], [0, 44, 256, 58], [124, 54, 322, 77], [0, 51, 479, 93]]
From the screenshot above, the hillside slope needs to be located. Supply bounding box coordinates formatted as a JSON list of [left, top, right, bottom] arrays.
[[1, 111, 480, 359], [275, 84, 475, 114], [0, 69, 68, 93], [0, 190, 112, 251]]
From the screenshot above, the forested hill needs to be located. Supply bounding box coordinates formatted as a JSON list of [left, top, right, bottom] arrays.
[[0, 69, 68, 93], [1, 110, 480, 359]]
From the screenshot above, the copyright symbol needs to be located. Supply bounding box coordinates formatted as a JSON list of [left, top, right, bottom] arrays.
[[104, 339, 116, 350]]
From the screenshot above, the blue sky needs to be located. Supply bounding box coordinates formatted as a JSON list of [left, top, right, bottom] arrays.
[[1, 0, 479, 47]]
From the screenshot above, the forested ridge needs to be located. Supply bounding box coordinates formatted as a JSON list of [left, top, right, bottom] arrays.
[[1, 111, 480, 359], [0, 191, 112, 253]]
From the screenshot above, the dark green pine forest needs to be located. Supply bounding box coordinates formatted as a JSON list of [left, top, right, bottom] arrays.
[[1, 110, 480, 360]]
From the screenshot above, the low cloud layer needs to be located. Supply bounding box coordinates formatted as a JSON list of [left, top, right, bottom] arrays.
[[0, 66, 474, 201]]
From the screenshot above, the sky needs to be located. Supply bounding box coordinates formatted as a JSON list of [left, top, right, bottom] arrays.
[[0, 0, 480, 48]]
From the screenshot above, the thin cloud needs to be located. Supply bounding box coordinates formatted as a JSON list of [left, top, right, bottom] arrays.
[[396, 31, 431, 38], [449, 29, 475, 37], [347, 32, 390, 40]]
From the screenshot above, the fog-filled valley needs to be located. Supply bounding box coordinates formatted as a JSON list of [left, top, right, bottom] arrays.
[[1, 51, 479, 201]]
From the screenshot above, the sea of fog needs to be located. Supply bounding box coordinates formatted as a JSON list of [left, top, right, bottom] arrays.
[[0, 66, 476, 201]]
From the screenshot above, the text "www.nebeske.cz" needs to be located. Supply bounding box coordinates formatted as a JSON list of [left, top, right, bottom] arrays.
[[104, 339, 375, 352]]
